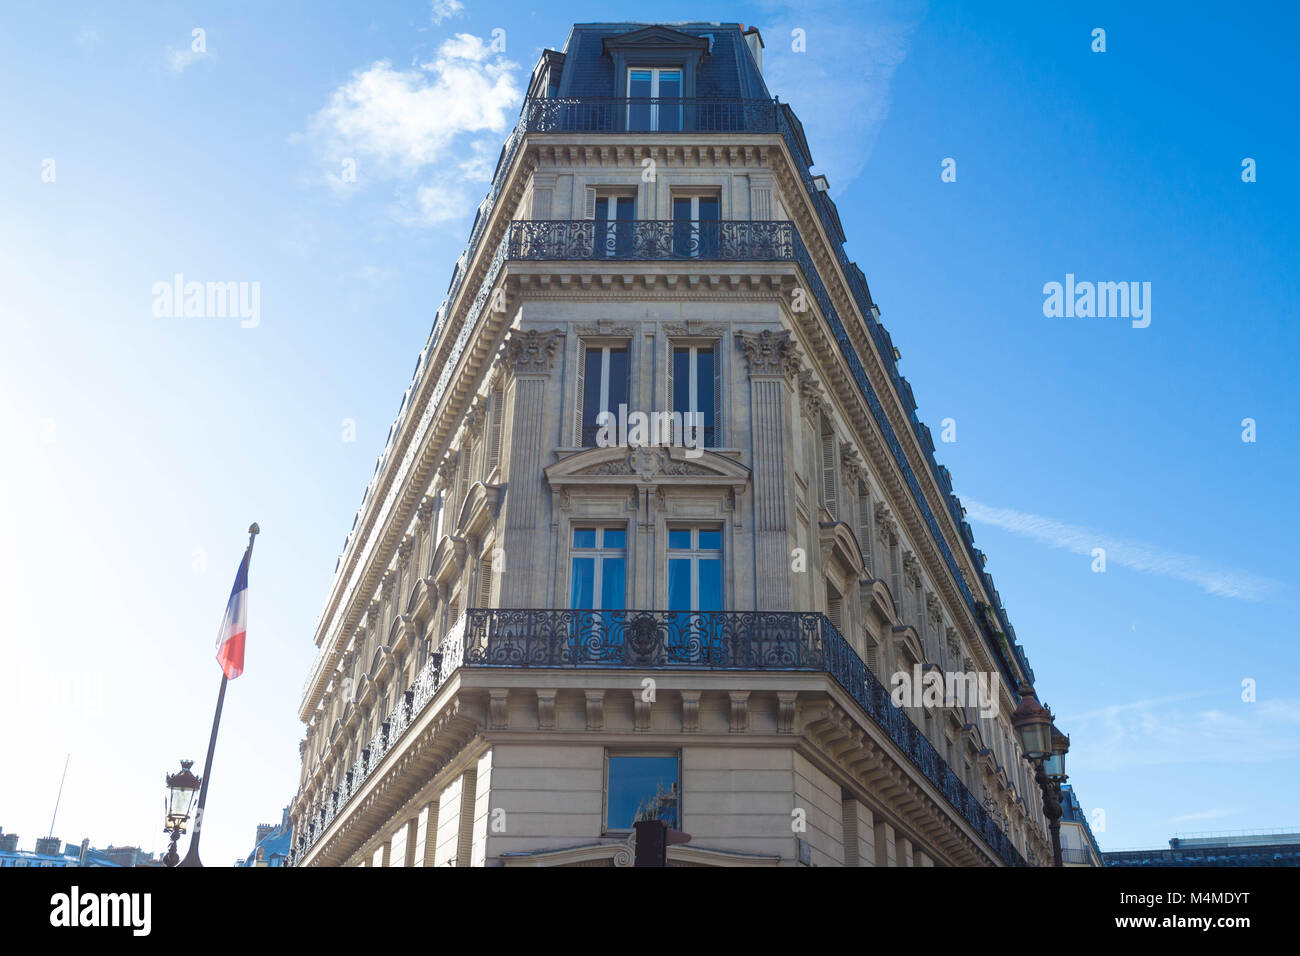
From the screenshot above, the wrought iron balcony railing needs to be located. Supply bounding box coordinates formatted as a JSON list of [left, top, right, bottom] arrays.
[[289, 609, 1026, 868], [506, 219, 795, 263], [522, 96, 779, 134]]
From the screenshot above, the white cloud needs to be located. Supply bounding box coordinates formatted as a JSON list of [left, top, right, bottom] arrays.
[[962, 499, 1281, 601], [431, 0, 465, 25], [1062, 694, 1300, 772], [309, 33, 521, 224], [758, 0, 923, 190]]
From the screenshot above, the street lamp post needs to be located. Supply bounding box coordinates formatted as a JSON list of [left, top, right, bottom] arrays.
[[1012, 683, 1066, 868], [163, 760, 200, 867]]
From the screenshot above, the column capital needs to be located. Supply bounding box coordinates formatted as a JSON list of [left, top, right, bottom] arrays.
[[735, 328, 801, 381], [501, 327, 564, 377]]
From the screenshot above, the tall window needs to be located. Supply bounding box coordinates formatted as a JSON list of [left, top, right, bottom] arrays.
[[667, 528, 722, 612], [670, 344, 719, 447], [570, 527, 627, 609], [627, 68, 681, 131], [576, 344, 629, 447], [593, 194, 635, 258], [672, 194, 719, 257]]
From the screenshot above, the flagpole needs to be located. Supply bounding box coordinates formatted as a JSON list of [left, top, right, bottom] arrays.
[[180, 522, 258, 868]]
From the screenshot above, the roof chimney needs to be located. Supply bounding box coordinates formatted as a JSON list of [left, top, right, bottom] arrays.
[[741, 25, 764, 74]]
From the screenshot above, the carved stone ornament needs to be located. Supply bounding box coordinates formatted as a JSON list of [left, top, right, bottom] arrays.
[[502, 327, 563, 375], [902, 551, 922, 588], [735, 328, 801, 380]]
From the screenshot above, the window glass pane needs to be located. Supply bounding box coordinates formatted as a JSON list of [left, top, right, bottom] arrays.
[[667, 529, 691, 550], [628, 70, 652, 97], [697, 197, 719, 220], [573, 528, 597, 548], [607, 755, 678, 830], [672, 197, 692, 222], [672, 348, 690, 416], [570, 557, 595, 608], [695, 349, 714, 444], [582, 348, 604, 444], [614, 196, 635, 221], [657, 72, 682, 131], [607, 347, 629, 412], [668, 558, 690, 611], [601, 557, 625, 610], [602, 528, 626, 549], [698, 529, 722, 550], [595, 197, 610, 222], [698, 559, 723, 611]]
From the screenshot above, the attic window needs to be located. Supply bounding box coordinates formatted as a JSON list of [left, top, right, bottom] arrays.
[[627, 68, 682, 131]]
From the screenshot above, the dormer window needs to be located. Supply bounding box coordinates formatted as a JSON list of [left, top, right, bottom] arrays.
[[628, 68, 682, 131]]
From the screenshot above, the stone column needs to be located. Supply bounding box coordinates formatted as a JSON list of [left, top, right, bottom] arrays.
[[735, 330, 802, 610], [497, 328, 564, 608]]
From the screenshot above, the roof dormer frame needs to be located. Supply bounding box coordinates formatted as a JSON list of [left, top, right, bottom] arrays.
[[602, 26, 710, 98]]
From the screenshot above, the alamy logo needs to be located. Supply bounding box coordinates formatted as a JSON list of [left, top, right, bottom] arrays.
[[889, 665, 1000, 719], [1042, 273, 1151, 328], [594, 404, 706, 459], [49, 886, 151, 936], [152, 274, 261, 328]]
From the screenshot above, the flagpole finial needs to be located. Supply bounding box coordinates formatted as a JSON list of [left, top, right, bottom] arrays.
[[249, 522, 260, 536]]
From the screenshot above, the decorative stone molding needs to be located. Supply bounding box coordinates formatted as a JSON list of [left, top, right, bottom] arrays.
[[798, 369, 829, 423], [584, 690, 605, 731], [926, 591, 944, 625], [416, 495, 438, 530], [840, 443, 865, 489], [463, 396, 487, 438], [437, 456, 457, 485], [664, 322, 726, 337], [536, 690, 557, 731], [903, 551, 922, 589], [874, 505, 898, 544], [501, 327, 564, 376], [489, 689, 510, 730], [633, 690, 652, 732], [946, 627, 963, 661], [728, 691, 750, 733], [735, 328, 801, 381], [777, 692, 797, 734], [574, 322, 635, 337], [679, 690, 701, 732]]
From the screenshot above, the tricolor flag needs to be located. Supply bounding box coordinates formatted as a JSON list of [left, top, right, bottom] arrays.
[[215, 547, 251, 680]]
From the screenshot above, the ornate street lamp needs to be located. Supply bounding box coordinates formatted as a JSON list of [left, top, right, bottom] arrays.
[[163, 760, 200, 867], [1012, 684, 1064, 867]]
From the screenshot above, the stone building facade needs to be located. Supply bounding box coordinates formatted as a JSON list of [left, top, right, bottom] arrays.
[[288, 22, 1052, 867]]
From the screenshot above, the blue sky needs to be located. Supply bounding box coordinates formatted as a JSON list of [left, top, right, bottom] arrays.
[[0, 0, 1295, 864]]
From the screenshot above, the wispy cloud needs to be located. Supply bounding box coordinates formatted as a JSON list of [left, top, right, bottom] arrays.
[[1172, 807, 1242, 823], [757, 0, 925, 189], [1064, 694, 1300, 772], [308, 33, 521, 224], [430, 0, 465, 25], [962, 499, 1281, 601]]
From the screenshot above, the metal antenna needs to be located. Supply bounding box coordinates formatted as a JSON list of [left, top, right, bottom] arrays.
[[48, 753, 70, 838]]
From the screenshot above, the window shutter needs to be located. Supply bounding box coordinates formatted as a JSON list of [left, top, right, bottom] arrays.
[[857, 490, 873, 574], [826, 584, 843, 632], [665, 344, 675, 445], [711, 341, 722, 447], [865, 636, 879, 676], [573, 347, 586, 446], [486, 388, 504, 474], [476, 558, 493, 609], [821, 431, 838, 519], [584, 187, 597, 219]]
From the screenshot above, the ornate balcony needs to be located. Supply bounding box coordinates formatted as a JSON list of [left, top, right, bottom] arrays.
[[289, 608, 1025, 868], [506, 219, 795, 263], [522, 96, 779, 134]]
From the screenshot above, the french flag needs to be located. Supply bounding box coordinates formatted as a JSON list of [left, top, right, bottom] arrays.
[[215, 548, 251, 680]]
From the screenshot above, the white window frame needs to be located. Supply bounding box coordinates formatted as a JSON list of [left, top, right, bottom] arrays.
[[666, 526, 724, 611], [570, 525, 628, 610], [627, 67, 683, 131]]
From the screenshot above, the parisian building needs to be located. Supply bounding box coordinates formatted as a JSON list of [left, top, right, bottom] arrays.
[[288, 21, 1053, 868], [1105, 831, 1300, 867], [1058, 785, 1103, 867]]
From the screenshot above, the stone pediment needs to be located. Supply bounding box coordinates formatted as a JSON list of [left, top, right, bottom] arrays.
[[819, 520, 866, 577], [601, 25, 711, 57], [546, 444, 749, 493]]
